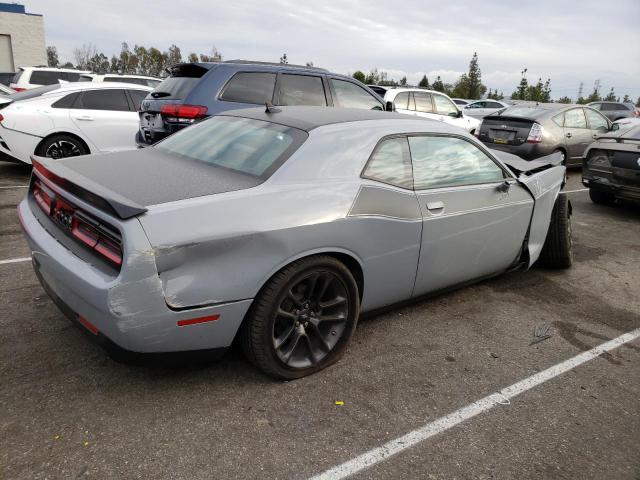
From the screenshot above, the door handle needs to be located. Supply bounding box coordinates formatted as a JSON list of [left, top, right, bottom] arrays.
[[75, 115, 94, 121], [565, 132, 572, 138], [426, 201, 445, 213]]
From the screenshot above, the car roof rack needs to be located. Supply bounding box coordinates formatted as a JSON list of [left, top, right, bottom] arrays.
[[222, 59, 328, 72]]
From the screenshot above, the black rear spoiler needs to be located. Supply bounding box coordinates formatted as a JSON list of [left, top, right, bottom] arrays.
[[31, 156, 148, 219], [491, 150, 564, 176]]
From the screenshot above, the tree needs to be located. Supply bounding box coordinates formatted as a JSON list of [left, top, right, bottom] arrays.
[[622, 94, 631, 103], [399, 76, 407, 86], [585, 88, 601, 103], [46, 46, 59, 68], [87, 53, 110, 74], [487, 89, 504, 100], [541, 78, 551, 102], [200, 46, 222, 62], [187, 52, 199, 63], [576, 96, 587, 105], [432, 76, 445, 93], [166, 44, 182, 68], [364, 68, 380, 85], [279, 53, 288, 64], [73, 43, 98, 70], [352, 70, 366, 83], [511, 68, 529, 100], [60, 61, 74, 69], [306, 61, 314, 67], [557, 96, 572, 104], [603, 87, 616, 101], [418, 75, 429, 88], [451, 73, 470, 98], [466, 52, 485, 99]]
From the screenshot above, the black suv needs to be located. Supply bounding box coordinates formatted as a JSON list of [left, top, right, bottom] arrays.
[[137, 60, 388, 146]]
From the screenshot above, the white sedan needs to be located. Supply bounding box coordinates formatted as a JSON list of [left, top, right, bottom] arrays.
[[462, 99, 510, 118], [384, 88, 481, 133], [0, 82, 151, 164]]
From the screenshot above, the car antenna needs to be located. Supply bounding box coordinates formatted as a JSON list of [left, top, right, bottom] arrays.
[[265, 101, 281, 114]]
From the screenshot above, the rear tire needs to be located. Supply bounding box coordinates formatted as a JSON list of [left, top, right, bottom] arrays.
[[539, 193, 572, 269], [240, 255, 360, 380], [36, 134, 88, 160], [589, 188, 615, 205]]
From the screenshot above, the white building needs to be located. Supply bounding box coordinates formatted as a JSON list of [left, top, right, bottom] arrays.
[[0, 3, 46, 72]]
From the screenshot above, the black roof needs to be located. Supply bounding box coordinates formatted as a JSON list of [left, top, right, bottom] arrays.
[[220, 106, 412, 131]]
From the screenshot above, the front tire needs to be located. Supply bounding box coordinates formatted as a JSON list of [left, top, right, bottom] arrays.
[[589, 188, 615, 205], [539, 193, 572, 269], [36, 134, 87, 160], [240, 256, 360, 380]]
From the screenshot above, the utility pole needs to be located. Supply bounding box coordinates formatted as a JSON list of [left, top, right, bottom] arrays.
[[577, 82, 583, 99], [593, 79, 601, 96]]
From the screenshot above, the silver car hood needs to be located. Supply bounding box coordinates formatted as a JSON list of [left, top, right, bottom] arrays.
[[491, 150, 564, 175]]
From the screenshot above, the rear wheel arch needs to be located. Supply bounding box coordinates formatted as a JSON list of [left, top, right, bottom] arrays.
[[35, 132, 91, 157]]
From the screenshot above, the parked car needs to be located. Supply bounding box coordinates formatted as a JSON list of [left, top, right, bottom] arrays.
[[137, 60, 389, 146], [10, 67, 91, 91], [367, 84, 388, 98], [612, 116, 640, 129], [19, 106, 571, 379], [582, 124, 640, 204], [0, 82, 152, 164], [476, 104, 612, 166], [383, 88, 481, 133], [452, 98, 473, 107], [79, 73, 162, 88], [0, 83, 14, 95], [587, 101, 639, 121], [463, 99, 510, 118]]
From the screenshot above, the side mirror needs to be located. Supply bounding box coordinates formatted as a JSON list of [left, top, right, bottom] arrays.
[[385, 101, 395, 112], [449, 110, 463, 118], [610, 123, 619, 131]]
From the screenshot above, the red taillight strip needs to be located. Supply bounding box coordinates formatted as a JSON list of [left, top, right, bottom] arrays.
[[176, 314, 220, 327], [78, 315, 99, 335], [160, 104, 208, 119]]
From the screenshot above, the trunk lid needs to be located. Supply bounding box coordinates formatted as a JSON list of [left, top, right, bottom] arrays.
[[479, 115, 536, 146]]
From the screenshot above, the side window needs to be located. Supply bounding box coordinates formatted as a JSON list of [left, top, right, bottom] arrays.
[[590, 103, 602, 111], [564, 108, 587, 129], [432, 94, 458, 115], [552, 112, 564, 127], [78, 89, 130, 111], [51, 92, 79, 109], [585, 109, 608, 130], [128, 89, 149, 111], [330, 79, 383, 110], [278, 74, 326, 106], [393, 92, 410, 110], [468, 101, 484, 109], [362, 137, 413, 189], [220, 72, 276, 104], [409, 136, 504, 190], [414, 92, 433, 113], [487, 102, 503, 109]]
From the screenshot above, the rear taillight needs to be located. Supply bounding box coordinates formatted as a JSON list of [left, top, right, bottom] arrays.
[[160, 104, 208, 123], [12, 87, 26, 92], [0, 113, 4, 123], [633, 110, 640, 117], [526, 123, 544, 143], [32, 179, 123, 268]]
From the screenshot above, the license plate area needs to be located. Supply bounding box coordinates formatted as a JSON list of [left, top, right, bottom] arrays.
[[490, 130, 516, 144], [140, 113, 164, 130]]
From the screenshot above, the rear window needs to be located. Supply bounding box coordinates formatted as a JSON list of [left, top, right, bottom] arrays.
[[30, 70, 80, 85], [220, 72, 276, 104], [497, 106, 549, 118], [151, 76, 200, 100], [155, 116, 307, 179]]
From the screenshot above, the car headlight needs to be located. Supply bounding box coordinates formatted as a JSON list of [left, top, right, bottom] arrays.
[[587, 150, 612, 172]]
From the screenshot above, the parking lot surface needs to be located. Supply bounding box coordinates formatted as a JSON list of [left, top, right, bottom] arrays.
[[1, 161, 639, 479]]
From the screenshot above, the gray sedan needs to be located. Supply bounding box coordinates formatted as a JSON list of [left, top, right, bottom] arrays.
[[19, 107, 572, 379]]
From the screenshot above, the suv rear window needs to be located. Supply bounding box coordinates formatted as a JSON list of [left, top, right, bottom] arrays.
[[151, 76, 200, 100], [220, 72, 276, 104], [156, 116, 307, 178], [30, 71, 80, 85]]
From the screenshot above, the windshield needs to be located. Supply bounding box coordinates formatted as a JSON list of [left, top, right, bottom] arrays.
[[155, 116, 308, 179]]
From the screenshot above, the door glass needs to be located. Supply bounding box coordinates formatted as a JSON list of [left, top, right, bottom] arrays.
[[362, 137, 413, 189], [590, 103, 602, 111], [585, 109, 608, 130], [220, 72, 276, 104], [330, 79, 383, 110], [393, 92, 410, 110], [128, 89, 149, 110], [409, 136, 504, 190], [414, 92, 433, 113], [278, 74, 326, 106], [78, 89, 130, 111], [564, 108, 587, 128], [432, 95, 458, 115]]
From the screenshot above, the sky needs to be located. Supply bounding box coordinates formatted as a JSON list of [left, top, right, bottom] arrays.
[[25, 0, 640, 100]]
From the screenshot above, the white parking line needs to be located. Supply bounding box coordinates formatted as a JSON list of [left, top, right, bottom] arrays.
[[309, 327, 640, 480], [0, 185, 28, 189], [563, 188, 589, 194], [0, 257, 31, 265]]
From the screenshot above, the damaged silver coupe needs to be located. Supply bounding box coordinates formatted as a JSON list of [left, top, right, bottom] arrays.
[[18, 106, 572, 379]]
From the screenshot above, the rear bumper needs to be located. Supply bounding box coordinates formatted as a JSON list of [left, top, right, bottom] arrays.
[[0, 126, 39, 164], [18, 198, 253, 353], [582, 173, 640, 201]]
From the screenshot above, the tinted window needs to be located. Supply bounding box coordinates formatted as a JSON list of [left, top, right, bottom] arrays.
[[467, 102, 485, 108], [453, 99, 467, 105], [362, 137, 413, 189], [220, 72, 276, 104], [30, 71, 64, 85], [128, 89, 149, 110], [105, 77, 146, 85], [156, 116, 306, 178], [393, 92, 410, 110], [601, 103, 625, 111], [278, 74, 326, 106], [409, 136, 504, 190], [585, 109, 608, 130], [330, 79, 383, 110], [78, 89, 130, 111], [433, 94, 458, 115], [152, 66, 205, 100], [564, 108, 587, 129], [51, 92, 79, 108], [414, 92, 433, 113], [486, 102, 504, 108]]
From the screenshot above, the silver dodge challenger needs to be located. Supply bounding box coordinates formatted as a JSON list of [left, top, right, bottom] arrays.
[[18, 106, 572, 379]]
